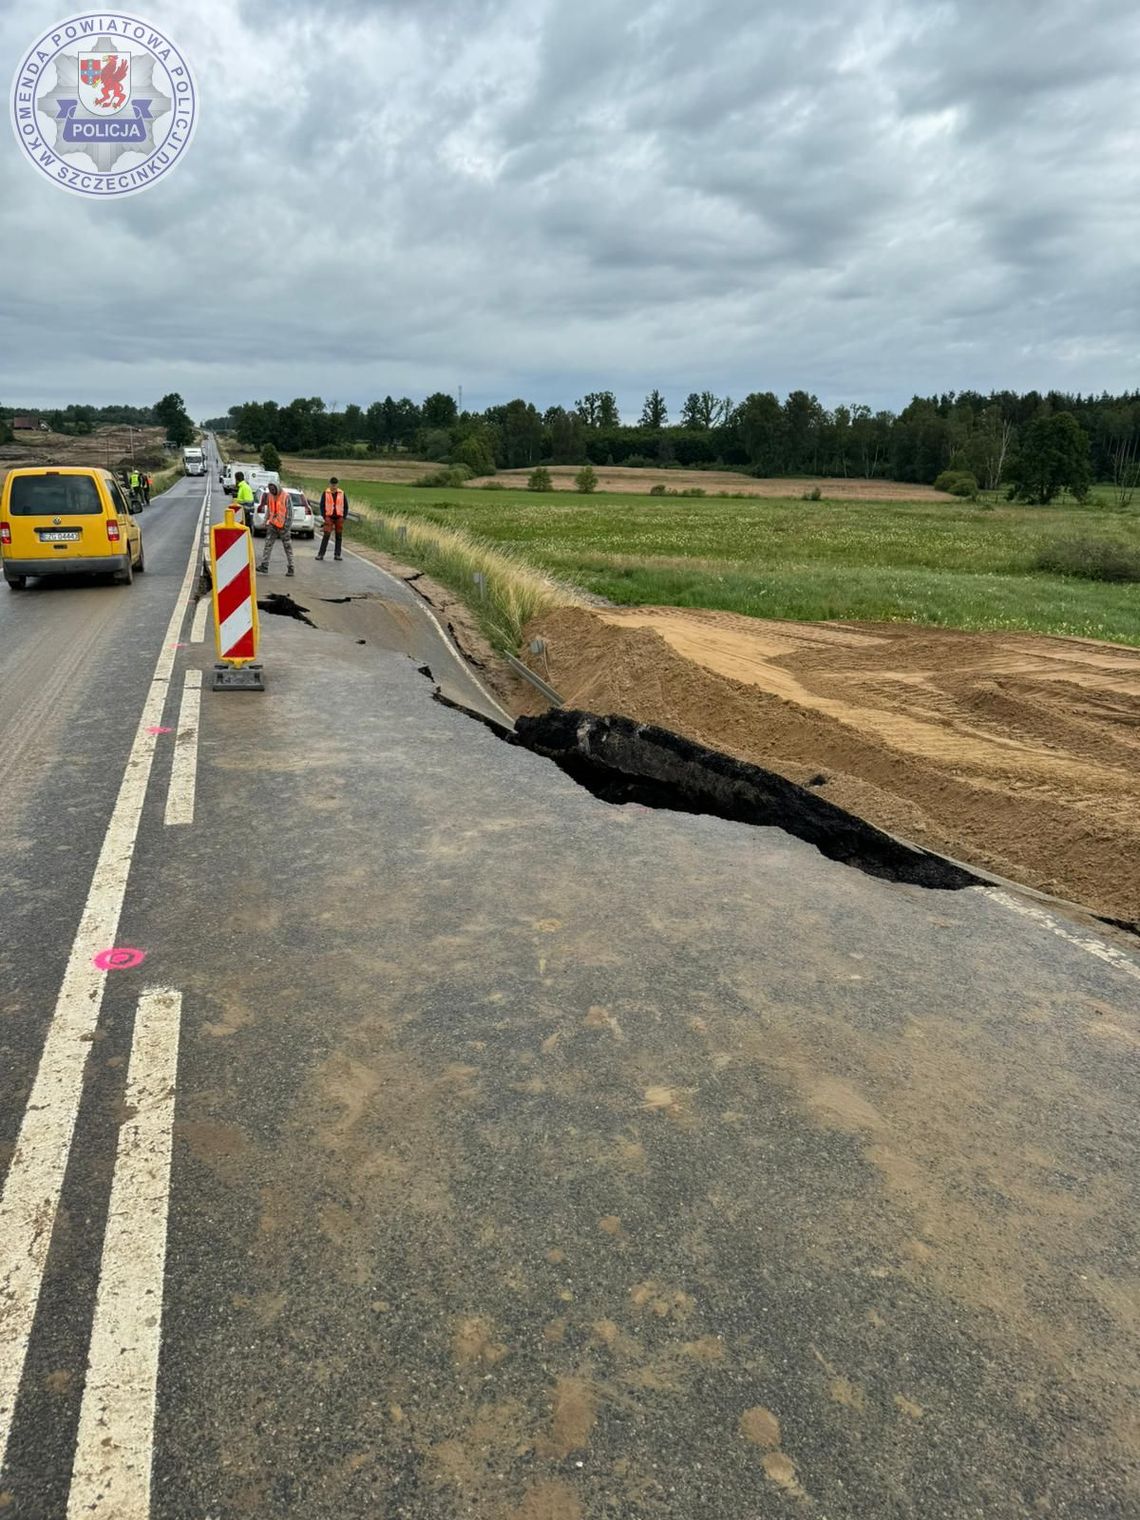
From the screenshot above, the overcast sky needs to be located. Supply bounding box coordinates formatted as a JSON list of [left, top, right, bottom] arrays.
[[3, 0, 1138, 420]]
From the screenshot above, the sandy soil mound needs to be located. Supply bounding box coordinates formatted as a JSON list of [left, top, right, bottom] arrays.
[[522, 606, 1140, 922]]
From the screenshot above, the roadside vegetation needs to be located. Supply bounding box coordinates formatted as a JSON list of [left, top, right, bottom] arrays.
[[316, 498, 580, 649], [296, 473, 1140, 648]]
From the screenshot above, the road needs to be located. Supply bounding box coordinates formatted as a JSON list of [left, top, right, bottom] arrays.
[[1, 440, 1138, 1519]]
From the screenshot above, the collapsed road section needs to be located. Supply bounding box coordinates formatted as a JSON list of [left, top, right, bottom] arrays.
[[511, 709, 980, 889]]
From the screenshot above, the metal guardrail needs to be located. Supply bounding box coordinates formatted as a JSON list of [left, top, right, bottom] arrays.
[[504, 653, 564, 707]]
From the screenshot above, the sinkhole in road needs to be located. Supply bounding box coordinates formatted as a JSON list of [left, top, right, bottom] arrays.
[[437, 697, 980, 891], [257, 592, 317, 627], [250, 593, 977, 891]]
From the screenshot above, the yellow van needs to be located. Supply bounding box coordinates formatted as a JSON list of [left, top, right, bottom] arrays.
[[1, 467, 144, 589]]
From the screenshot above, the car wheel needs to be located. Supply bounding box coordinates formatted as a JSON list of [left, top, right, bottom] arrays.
[[5, 575, 26, 590], [115, 558, 134, 586], [136, 541, 146, 572]]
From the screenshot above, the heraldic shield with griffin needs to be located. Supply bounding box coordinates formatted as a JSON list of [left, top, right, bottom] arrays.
[[77, 54, 132, 114]]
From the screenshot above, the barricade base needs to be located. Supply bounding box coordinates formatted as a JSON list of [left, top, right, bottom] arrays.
[[211, 662, 265, 692]]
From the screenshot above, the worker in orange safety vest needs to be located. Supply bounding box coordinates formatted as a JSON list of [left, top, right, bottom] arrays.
[[257, 481, 295, 576], [315, 476, 348, 561]]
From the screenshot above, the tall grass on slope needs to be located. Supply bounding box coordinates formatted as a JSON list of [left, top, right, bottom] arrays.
[[348, 505, 581, 649]]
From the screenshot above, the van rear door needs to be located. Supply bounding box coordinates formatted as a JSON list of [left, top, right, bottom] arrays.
[[5, 472, 111, 564]]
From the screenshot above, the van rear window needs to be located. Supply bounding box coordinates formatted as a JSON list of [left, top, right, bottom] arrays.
[[9, 475, 103, 516]]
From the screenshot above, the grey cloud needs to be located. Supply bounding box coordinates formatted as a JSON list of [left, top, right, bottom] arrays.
[[1, 0, 1138, 418]]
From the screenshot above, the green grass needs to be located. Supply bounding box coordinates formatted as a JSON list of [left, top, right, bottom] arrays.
[[297, 497, 580, 650], [296, 475, 1140, 647]]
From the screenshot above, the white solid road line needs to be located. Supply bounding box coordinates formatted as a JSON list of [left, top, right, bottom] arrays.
[[343, 542, 516, 727], [983, 887, 1140, 983], [164, 670, 203, 827], [66, 988, 182, 1520], [0, 490, 207, 1477]]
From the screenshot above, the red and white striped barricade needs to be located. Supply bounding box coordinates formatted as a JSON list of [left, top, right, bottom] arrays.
[[209, 509, 264, 690]]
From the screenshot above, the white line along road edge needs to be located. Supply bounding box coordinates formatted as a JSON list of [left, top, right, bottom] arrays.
[[190, 472, 216, 644], [0, 490, 207, 1476], [343, 543, 515, 727], [983, 887, 1140, 984], [164, 670, 203, 827], [67, 988, 182, 1520]]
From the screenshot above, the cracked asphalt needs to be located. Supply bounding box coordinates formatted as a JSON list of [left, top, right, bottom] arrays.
[[1, 452, 1138, 1518]]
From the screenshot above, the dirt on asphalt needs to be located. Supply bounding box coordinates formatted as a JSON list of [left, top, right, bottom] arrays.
[[520, 605, 1140, 923]]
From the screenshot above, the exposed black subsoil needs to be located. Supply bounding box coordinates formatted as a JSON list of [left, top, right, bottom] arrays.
[[257, 593, 316, 627], [432, 688, 979, 891]]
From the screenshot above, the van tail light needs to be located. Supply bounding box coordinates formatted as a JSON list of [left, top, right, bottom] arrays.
[[106, 520, 121, 542], [0, 524, 10, 546]]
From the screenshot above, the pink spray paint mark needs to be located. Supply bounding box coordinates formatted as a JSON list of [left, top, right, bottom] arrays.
[[92, 947, 147, 972], [147, 726, 172, 735]]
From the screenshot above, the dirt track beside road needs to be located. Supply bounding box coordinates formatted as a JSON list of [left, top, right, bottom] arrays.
[[522, 606, 1140, 923]]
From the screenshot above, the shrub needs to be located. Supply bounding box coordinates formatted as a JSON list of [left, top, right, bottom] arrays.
[[934, 469, 979, 498], [622, 453, 655, 468], [800, 486, 823, 501], [575, 464, 598, 494], [259, 442, 281, 472], [1034, 538, 1140, 582], [649, 483, 667, 496], [413, 464, 473, 488], [528, 467, 552, 492], [680, 487, 706, 498], [480, 481, 507, 490], [452, 434, 496, 477]]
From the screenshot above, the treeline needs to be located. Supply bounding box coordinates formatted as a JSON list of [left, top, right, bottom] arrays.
[[215, 385, 1140, 496], [0, 403, 157, 435]]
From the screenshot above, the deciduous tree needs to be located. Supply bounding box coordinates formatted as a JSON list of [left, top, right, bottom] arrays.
[[1008, 411, 1091, 503], [422, 391, 458, 428], [640, 389, 668, 429], [155, 391, 194, 446]]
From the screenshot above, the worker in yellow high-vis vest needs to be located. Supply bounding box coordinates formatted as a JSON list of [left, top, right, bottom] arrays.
[[233, 471, 255, 526]]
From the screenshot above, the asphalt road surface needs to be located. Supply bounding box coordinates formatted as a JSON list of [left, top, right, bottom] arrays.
[[1, 439, 1138, 1519]]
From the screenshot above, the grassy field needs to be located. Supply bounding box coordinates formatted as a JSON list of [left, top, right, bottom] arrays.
[[292, 473, 1140, 648]]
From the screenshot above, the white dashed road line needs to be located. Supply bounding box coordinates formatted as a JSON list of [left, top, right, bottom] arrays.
[[164, 669, 203, 827], [0, 490, 206, 1476], [66, 988, 182, 1520], [190, 595, 208, 644]]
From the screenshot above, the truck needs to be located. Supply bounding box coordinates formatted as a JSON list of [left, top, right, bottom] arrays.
[[182, 446, 205, 477]]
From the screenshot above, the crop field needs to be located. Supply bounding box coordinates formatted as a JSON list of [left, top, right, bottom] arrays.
[[295, 473, 1140, 647]]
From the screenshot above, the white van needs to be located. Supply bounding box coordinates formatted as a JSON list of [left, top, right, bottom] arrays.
[[246, 469, 280, 495], [222, 462, 258, 495]]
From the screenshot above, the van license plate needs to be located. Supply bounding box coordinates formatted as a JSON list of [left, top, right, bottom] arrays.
[[38, 530, 80, 542]]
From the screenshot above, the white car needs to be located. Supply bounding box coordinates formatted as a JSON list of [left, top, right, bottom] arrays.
[[250, 488, 316, 538]]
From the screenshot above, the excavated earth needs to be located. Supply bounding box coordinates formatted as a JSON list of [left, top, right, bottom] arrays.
[[519, 606, 1140, 925]]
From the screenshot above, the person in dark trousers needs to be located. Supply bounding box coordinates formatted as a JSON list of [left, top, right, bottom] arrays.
[[258, 482, 295, 576], [316, 477, 348, 560]]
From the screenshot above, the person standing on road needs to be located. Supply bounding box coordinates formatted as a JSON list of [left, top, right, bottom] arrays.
[[142, 472, 152, 504], [316, 476, 348, 561], [258, 481, 295, 576], [233, 471, 255, 526]]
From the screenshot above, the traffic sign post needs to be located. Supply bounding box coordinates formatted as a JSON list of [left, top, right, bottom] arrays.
[[209, 507, 264, 691]]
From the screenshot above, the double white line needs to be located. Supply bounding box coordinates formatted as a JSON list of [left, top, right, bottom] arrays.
[[0, 488, 208, 1508]]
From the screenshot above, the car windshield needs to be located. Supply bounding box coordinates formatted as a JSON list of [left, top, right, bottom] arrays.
[[8, 474, 103, 515]]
